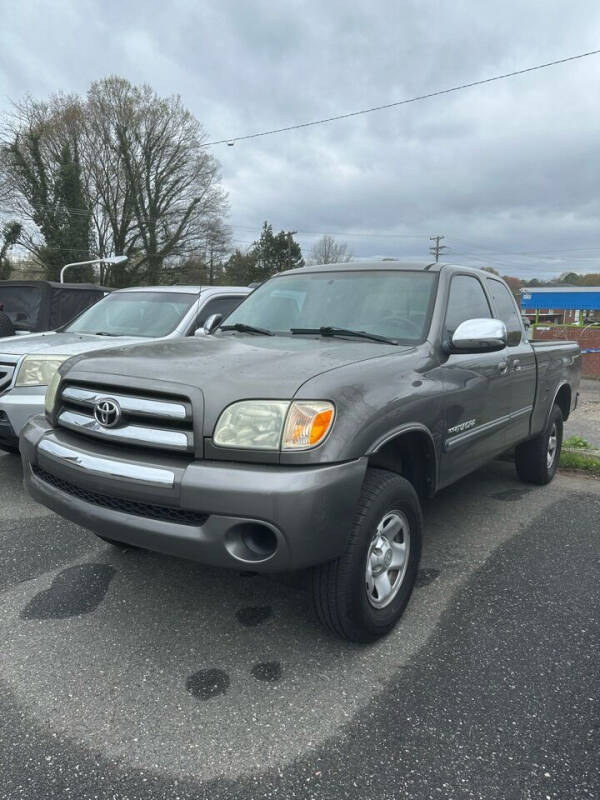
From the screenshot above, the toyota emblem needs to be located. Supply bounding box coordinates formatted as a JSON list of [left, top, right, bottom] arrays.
[[94, 398, 122, 428]]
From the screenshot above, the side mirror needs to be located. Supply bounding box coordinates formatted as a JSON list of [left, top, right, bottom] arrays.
[[450, 318, 507, 353], [195, 313, 223, 337]]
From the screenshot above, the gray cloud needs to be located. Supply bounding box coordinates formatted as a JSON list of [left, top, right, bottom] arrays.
[[1, 0, 599, 277]]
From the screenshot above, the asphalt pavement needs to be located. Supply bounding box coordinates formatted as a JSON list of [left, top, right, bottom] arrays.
[[1, 450, 598, 799]]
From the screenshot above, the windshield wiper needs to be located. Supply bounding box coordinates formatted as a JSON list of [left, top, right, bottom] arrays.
[[93, 331, 120, 336], [220, 323, 274, 336], [290, 326, 397, 345]]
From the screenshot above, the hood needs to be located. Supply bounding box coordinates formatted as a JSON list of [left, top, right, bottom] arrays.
[[65, 334, 411, 428], [0, 331, 146, 357]]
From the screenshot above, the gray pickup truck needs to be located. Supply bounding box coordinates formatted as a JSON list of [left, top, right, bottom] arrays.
[[21, 261, 581, 641]]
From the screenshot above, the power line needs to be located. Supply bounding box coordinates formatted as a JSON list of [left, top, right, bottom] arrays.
[[203, 49, 600, 146]]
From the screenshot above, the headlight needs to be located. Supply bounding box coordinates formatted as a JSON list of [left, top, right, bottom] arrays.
[[213, 400, 335, 451], [44, 369, 62, 416], [15, 355, 69, 387], [213, 400, 290, 449]]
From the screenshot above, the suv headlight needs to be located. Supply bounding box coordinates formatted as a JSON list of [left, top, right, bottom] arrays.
[[213, 400, 335, 451], [15, 355, 69, 387]]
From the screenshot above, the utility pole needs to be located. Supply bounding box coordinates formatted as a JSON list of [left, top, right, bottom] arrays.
[[287, 230, 298, 270], [429, 234, 447, 262]]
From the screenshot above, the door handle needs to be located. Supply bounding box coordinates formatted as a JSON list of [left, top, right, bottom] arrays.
[[512, 359, 522, 372], [497, 360, 508, 375]]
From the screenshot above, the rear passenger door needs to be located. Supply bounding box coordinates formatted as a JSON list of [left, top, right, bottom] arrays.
[[438, 274, 512, 486], [486, 278, 536, 445]]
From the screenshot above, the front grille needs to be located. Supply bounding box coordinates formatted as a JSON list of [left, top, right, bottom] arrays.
[[32, 464, 209, 526], [56, 383, 194, 454], [0, 362, 16, 392]]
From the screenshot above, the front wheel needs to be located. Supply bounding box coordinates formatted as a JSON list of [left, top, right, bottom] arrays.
[[515, 404, 563, 485], [311, 468, 422, 642]]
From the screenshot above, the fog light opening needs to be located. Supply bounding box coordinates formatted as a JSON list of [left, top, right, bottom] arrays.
[[225, 523, 278, 563]]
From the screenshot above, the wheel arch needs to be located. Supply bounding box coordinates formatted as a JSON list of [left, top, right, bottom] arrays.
[[366, 424, 438, 498], [552, 382, 572, 421]]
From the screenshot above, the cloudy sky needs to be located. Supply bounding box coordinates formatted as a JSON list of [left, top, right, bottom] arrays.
[[1, 0, 599, 278]]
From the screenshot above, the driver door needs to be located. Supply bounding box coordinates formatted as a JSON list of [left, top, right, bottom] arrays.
[[438, 274, 511, 487]]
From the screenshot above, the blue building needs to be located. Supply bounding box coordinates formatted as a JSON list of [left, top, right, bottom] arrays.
[[520, 286, 600, 324]]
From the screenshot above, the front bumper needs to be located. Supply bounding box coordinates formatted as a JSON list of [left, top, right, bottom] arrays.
[[0, 386, 46, 450], [21, 416, 368, 572]]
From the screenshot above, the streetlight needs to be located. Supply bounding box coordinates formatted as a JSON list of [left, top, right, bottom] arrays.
[[60, 255, 128, 283]]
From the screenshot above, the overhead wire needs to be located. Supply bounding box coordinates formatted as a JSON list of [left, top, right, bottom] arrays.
[[202, 49, 600, 146]]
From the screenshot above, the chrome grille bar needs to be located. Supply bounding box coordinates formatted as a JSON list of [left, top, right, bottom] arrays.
[[38, 438, 175, 487], [62, 386, 188, 420], [58, 409, 192, 452]]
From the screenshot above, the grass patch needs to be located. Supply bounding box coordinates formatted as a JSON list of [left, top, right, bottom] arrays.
[[559, 450, 600, 476], [563, 435, 591, 450]]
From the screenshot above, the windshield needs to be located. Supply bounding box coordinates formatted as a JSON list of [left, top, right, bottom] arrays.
[[224, 270, 437, 342], [65, 291, 197, 337], [0, 286, 43, 328]]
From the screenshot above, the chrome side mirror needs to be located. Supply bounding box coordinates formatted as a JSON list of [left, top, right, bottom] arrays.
[[450, 318, 507, 353], [195, 313, 223, 337]]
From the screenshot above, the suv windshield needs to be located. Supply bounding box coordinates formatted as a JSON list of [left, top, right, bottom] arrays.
[[223, 270, 437, 342], [65, 291, 197, 338]]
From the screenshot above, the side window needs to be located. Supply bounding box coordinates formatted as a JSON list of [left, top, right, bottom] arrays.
[[445, 275, 491, 337], [190, 295, 245, 333], [486, 279, 522, 346]]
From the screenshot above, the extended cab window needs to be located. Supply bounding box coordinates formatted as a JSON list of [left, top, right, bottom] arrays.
[[486, 279, 523, 346], [445, 275, 491, 337]]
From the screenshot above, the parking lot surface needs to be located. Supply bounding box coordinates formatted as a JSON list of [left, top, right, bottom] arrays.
[[1, 450, 598, 799]]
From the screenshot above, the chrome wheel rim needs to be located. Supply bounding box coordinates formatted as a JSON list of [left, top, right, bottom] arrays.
[[547, 424, 558, 469], [365, 510, 410, 609]]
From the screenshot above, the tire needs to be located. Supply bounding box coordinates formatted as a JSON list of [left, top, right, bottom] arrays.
[[515, 403, 563, 485], [311, 468, 423, 643], [0, 311, 15, 338]]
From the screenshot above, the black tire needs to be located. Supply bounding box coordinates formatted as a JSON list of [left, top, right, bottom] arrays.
[[311, 468, 422, 643], [515, 403, 563, 485], [0, 311, 15, 338]]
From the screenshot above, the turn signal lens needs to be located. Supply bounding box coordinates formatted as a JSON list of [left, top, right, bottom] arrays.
[[282, 401, 335, 450]]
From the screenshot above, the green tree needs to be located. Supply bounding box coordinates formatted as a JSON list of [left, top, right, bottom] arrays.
[[1, 98, 92, 280], [251, 222, 304, 278], [0, 221, 22, 279], [224, 248, 259, 285]]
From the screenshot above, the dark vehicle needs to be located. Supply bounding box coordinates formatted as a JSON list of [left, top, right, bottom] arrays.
[[0, 280, 109, 338], [21, 262, 581, 641]]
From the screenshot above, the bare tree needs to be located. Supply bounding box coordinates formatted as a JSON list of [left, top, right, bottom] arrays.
[[0, 78, 230, 286], [102, 78, 228, 284], [309, 234, 352, 265], [83, 78, 140, 285]]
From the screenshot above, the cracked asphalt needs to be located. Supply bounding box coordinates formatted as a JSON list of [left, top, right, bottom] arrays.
[[1, 449, 598, 799]]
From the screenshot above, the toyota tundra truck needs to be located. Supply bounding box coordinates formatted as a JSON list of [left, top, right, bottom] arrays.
[[20, 262, 581, 642]]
